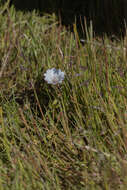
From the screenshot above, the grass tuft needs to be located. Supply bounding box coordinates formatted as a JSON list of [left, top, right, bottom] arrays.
[[0, 4, 127, 190]]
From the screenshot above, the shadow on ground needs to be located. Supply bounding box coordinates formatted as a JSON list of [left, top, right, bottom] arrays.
[[9, 0, 127, 38]]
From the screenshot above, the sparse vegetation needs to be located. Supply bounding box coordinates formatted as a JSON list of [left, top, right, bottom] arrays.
[[1, 3, 127, 190]]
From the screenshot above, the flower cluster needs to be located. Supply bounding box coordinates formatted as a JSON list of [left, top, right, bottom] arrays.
[[44, 68, 65, 85]]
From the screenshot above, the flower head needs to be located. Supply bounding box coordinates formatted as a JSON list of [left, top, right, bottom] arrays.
[[44, 68, 65, 85]]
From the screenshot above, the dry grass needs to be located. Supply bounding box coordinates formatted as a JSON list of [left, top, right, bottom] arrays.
[[0, 4, 127, 190]]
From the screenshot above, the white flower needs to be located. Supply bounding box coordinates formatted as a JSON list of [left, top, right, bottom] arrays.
[[44, 68, 65, 85]]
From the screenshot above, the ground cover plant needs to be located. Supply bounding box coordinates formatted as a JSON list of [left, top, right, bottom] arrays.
[[1, 3, 127, 190]]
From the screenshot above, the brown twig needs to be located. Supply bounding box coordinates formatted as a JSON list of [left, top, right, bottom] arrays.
[[0, 45, 12, 79]]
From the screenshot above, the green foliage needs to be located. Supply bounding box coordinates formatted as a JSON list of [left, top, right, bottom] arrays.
[[0, 4, 127, 190]]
